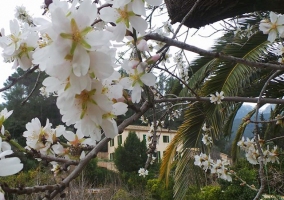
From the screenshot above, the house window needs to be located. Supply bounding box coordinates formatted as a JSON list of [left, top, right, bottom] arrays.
[[143, 134, 147, 141], [118, 135, 122, 146], [110, 139, 114, 147], [110, 153, 114, 160], [163, 135, 169, 143]]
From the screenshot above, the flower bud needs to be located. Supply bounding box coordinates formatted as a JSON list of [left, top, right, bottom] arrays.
[[146, 54, 160, 64]]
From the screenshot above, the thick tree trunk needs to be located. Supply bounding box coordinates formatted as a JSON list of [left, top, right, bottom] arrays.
[[165, 0, 284, 28]]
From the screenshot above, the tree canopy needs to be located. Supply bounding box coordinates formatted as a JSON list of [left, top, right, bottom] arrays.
[[114, 131, 147, 173]]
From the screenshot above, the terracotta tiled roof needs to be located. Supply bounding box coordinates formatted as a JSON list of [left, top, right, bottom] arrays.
[[125, 125, 176, 133]]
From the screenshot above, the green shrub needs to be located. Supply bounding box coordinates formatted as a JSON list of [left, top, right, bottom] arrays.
[[146, 178, 174, 200], [186, 185, 221, 200], [218, 159, 258, 200], [83, 158, 119, 187]]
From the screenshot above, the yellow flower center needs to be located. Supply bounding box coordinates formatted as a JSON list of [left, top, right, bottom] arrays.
[[118, 9, 129, 20], [75, 89, 96, 119]]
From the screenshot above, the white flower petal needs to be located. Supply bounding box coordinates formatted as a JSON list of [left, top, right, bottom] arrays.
[[72, 45, 90, 76], [100, 7, 119, 22], [101, 119, 118, 138], [131, 83, 142, 103], [0, 157, 23, 176], [140, 73, 156, 86], [129, 16, 147, 34]]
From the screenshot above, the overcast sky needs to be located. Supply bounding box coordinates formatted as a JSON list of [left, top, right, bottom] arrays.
[[0, 1, 224, 103]]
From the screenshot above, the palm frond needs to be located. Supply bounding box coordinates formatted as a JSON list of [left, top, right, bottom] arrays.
[[231, 108, 256, 163], [159, 133, 179, 186], [173, 149, 204, 200]]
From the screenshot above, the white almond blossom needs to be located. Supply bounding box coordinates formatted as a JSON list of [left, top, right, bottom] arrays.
[[0, 20, 38, 70], [210, 91, 224, 104], [51, 162, 61, 177], [119, 60, 156, 103], [138, 167, 148, 177], [100, 4, 148, 41], [101, 102, 128, 138], [201, 134, 213, 146], [259, 12, 284, 42], [112, 0, 162, 16], [238, 137, 280, 165], [23, 118, 56, 154], [57, 81, 113, 138], [194, 153, 213, 171], [202, 123, 210, 132]]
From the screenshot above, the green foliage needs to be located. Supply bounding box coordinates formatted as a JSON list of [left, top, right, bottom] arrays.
[[114, 131, 147, 173], [146, 178, 174, 200], [218, 159, 258, 200], [1, 68, 61, 146], [83, 158, 119, 187], [120, 171, 149, 190], [0, 166, 53, 188], [185, 185, 222, 200]]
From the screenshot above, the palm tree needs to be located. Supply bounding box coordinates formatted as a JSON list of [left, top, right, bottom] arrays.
[[160, 17, 284, 199]]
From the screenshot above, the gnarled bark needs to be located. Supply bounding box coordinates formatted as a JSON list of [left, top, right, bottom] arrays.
[[165, 0, 284, 28]]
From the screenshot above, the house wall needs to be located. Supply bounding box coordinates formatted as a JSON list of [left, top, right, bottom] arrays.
[[108, 125, 176, 161]]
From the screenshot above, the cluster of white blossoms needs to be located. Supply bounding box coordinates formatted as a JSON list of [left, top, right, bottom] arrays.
[[0, 0, 161, 147], [0, 19, 39, 70], [0, 0, 165, 180], [209, 91, 224, 104], [0, 109, 23, 177], [237, 137, 279, 165], [23, 118, 95, 160], [201, 123, 213, 146], [173, 52, 189, 84], [168, 109, 181, 121], [194, 152, 232, 181], [138, 167, 149, 177]]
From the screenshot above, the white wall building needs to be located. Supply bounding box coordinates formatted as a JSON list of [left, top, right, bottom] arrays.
[[108, 125, 176, 161]]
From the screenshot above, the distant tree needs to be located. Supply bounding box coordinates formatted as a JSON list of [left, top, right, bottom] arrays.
[[1, 69, 61, 146], [114, 131, 147, 173]]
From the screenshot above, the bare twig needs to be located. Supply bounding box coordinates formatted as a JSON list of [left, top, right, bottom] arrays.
[[231, 171, 258, 191], [21, 71, 41, 105], [172, 0, 201, 39], [155, 65, 199, 97], [266, 135, 284, 142], [0, 65, 39, 93]]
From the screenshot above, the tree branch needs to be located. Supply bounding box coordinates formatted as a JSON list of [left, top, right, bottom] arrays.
[[154, 96, 284, 104], [48, 101, 152, 199], [253, 70, 281, 200], [0, 65, 39, 93], [145, 33, 284, 71]]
